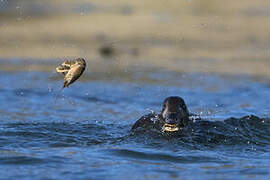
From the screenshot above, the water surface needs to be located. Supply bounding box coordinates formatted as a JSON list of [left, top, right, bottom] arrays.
[[0, 69, 270, 180]]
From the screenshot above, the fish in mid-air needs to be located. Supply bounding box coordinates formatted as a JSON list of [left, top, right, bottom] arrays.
[[55, 57, 86, 100]]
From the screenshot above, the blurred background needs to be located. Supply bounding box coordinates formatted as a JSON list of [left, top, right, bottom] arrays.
[[1, 0, 270, 75], [1, 2, 270, 179]]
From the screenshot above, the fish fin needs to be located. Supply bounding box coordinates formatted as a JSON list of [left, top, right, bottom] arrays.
[[61, 60, 76, 67], [56, 66, 70, 74]]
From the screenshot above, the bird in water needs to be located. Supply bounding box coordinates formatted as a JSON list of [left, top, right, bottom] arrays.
[[131, 96, 200, 133], [55, 57, 86, 101]]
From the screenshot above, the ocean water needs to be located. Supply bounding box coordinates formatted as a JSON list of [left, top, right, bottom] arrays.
[[0, 69, 270, 180]]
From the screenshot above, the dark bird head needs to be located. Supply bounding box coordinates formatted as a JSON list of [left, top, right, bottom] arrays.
[[161, 96, 189, 132], [75, 58, 86, 66]]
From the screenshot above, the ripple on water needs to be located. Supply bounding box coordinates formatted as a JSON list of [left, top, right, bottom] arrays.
[[0, 71, 270, 179]]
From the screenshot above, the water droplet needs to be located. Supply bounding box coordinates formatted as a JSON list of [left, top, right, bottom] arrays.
[[147, 109, 155, 114]]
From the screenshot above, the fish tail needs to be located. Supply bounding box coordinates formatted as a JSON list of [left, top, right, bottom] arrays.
[[63, 81, 69, 88]]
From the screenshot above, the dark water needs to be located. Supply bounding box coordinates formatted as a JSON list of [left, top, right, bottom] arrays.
[[0, 70, 270, 180]]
